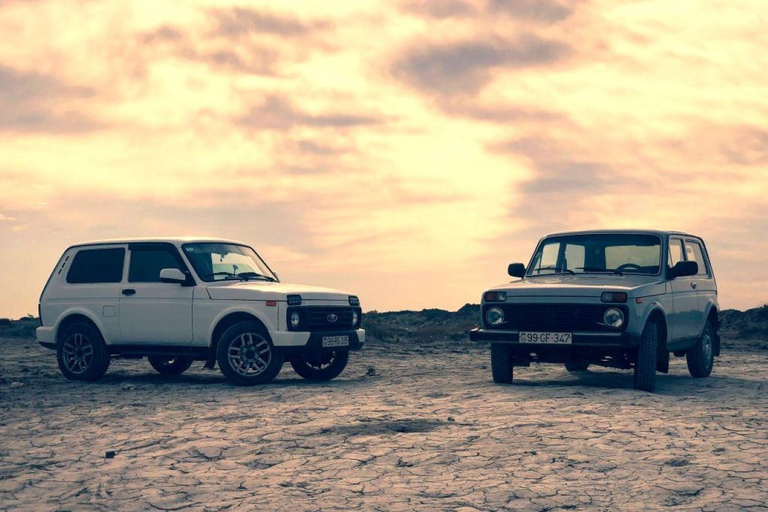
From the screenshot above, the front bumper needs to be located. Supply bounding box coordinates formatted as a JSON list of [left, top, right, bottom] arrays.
[[271, 328, 365, 351], [469, 328, 638, 347], [36, 327, 56, 349]]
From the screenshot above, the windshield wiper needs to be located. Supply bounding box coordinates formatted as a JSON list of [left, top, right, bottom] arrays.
[[576, 267, 611, 273], [237, 272, 276, 282], [204, 271, 246, 281], [534, 266, 575, 275]]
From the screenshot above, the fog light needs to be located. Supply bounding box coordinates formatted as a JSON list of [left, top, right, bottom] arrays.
[[486, 307, 505, 327], [352, 310, 359, 326], [290, 311, 301, 329], [603, 308, 624, 329]]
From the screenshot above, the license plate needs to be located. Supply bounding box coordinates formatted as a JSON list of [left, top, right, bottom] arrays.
[[322, 335, 350, 348], [519, 332, 572, 344]]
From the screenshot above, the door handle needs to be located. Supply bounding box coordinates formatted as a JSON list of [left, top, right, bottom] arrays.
[[690, 282, 697, 289], [122, 289, 136, 296]]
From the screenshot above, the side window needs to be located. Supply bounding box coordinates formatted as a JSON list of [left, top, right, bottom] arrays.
[[685, 240, 710, 277], [128, 248, 185, 283], [531, 242, 560, 274], [668, 239, 684, 267], [67, 248, 125, 284]]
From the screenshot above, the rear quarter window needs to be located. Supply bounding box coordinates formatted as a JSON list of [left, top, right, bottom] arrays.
[[66, 248, 126, 284]]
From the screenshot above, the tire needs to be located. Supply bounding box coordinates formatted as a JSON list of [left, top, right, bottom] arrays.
[[216, 321, 284, 386], [633, 321, 658, 392], [491, 344, 514, 384], [687, 321, 715, 378], [56, 322, 110, 382], [564, 362, 589, 372], [290, 350, 349, 381], [148, 356, 194, 375]]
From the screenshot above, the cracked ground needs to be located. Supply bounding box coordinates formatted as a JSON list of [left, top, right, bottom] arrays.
[[1, 337, 766, 512]]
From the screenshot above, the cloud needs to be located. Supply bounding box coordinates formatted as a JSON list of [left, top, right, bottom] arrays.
[[488, 0, 574, 23], [0, 213, 17, 221], [400, 0, 476, 18], [212, 8, 331, 37], [391, 35, 571, 96], [0, 65, 103, 133], [235, 95, 385, 131]]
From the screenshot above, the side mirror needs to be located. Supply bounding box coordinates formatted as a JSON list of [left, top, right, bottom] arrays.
[[669, 261, 698, 279], [508, 263, 526, 278], [160, 268, 187, 284]]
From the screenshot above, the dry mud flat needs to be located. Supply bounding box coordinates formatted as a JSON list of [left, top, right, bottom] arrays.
[[0, 338, 766, 512]]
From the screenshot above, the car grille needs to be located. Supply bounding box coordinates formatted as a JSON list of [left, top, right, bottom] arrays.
[[288, 306, 360, 331], [484, 303, 627, 332]]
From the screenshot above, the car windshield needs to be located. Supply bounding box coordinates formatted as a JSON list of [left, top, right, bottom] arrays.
[[182, 243, 278, 283], [527, 234, 662, 276]]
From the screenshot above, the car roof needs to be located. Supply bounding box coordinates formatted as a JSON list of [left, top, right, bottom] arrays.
[[67, 237, 249, 249], [542, 229, 700, 238]]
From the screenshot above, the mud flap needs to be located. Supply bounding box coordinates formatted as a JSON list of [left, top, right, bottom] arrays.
[[657, 349, 669, 373]]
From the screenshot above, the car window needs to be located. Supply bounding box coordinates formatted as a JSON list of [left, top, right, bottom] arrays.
[[685, 240, 710, 277], [66, 248, 125, 284], [605, 245, 659, 269], [668, 238, 684, 267], [129, 247, 185, 283], [564, 244, 585, 271], [530, 242, 560, 274]]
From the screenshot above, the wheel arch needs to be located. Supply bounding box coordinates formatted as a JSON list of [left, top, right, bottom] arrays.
[[55, 310, 107, 344], [704, 303, 720, 356], [205, 311, 270, 368]]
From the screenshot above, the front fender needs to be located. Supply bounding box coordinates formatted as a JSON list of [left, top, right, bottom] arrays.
[[205, 304, 280, 345]]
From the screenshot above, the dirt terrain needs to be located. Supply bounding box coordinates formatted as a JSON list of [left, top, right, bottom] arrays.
[[1, 337, 766, 512]]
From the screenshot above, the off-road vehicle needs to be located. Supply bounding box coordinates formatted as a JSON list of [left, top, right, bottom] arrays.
[[469, 230, 719, 392], [37, 238, 365, 385]]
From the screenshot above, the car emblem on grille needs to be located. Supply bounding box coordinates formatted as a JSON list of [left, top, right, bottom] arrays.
[[327, 313, 338, 323]]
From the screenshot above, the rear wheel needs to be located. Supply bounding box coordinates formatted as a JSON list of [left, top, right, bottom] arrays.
[[564, 362, 589, 372], [290, 350, 349, 381], [56, 322, 110, 382], [491, 344, 514, 384], [148, 356, 194, 375], [633, 321, 658, 392], [687, 321, 715, 378], [217, 321, 284, 386]]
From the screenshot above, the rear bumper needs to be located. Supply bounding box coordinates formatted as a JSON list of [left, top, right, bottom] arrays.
[[36, 327, 56, 349], [469, 327, 638, 347], [272, 329, 365, 351]]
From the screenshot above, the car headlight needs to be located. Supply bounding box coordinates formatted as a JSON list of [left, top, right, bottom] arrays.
[[290, 311, 301, 329], [603, 308, 624, 329], [486, 307, 505, 327], [352, 310, 359, 326]]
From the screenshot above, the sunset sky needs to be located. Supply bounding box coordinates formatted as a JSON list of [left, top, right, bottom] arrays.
[[1, 0, 767, 318]]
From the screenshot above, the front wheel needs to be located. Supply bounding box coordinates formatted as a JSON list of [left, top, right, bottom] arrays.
[[217, 322, 284, 386], [490, 344, 514, 384], [633, 321, 658, 392], [148, 356, 194, 375], [56, 322, 110, 382], [290, 350, 349, 381], [687, 321, 715, 378]]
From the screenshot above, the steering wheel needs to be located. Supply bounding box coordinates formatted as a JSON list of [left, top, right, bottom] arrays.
[[615, 263, 642, 273]]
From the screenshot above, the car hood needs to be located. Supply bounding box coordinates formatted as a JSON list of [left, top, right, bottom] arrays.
[[206, 281, 352, 302], [489, 274, 665, 298]]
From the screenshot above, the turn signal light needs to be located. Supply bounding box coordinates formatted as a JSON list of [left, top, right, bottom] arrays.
[[484, 291, 507, 302], [287, 295, 302, 306], [601, 292, 627, 303]]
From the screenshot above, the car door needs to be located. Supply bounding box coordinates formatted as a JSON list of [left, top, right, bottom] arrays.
[[684, 238, 714, 335], [118, 243, 194, 345], [666, 236, 700, 344]]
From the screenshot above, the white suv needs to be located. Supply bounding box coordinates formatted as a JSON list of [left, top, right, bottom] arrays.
[[36, 238, 365, 386]]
